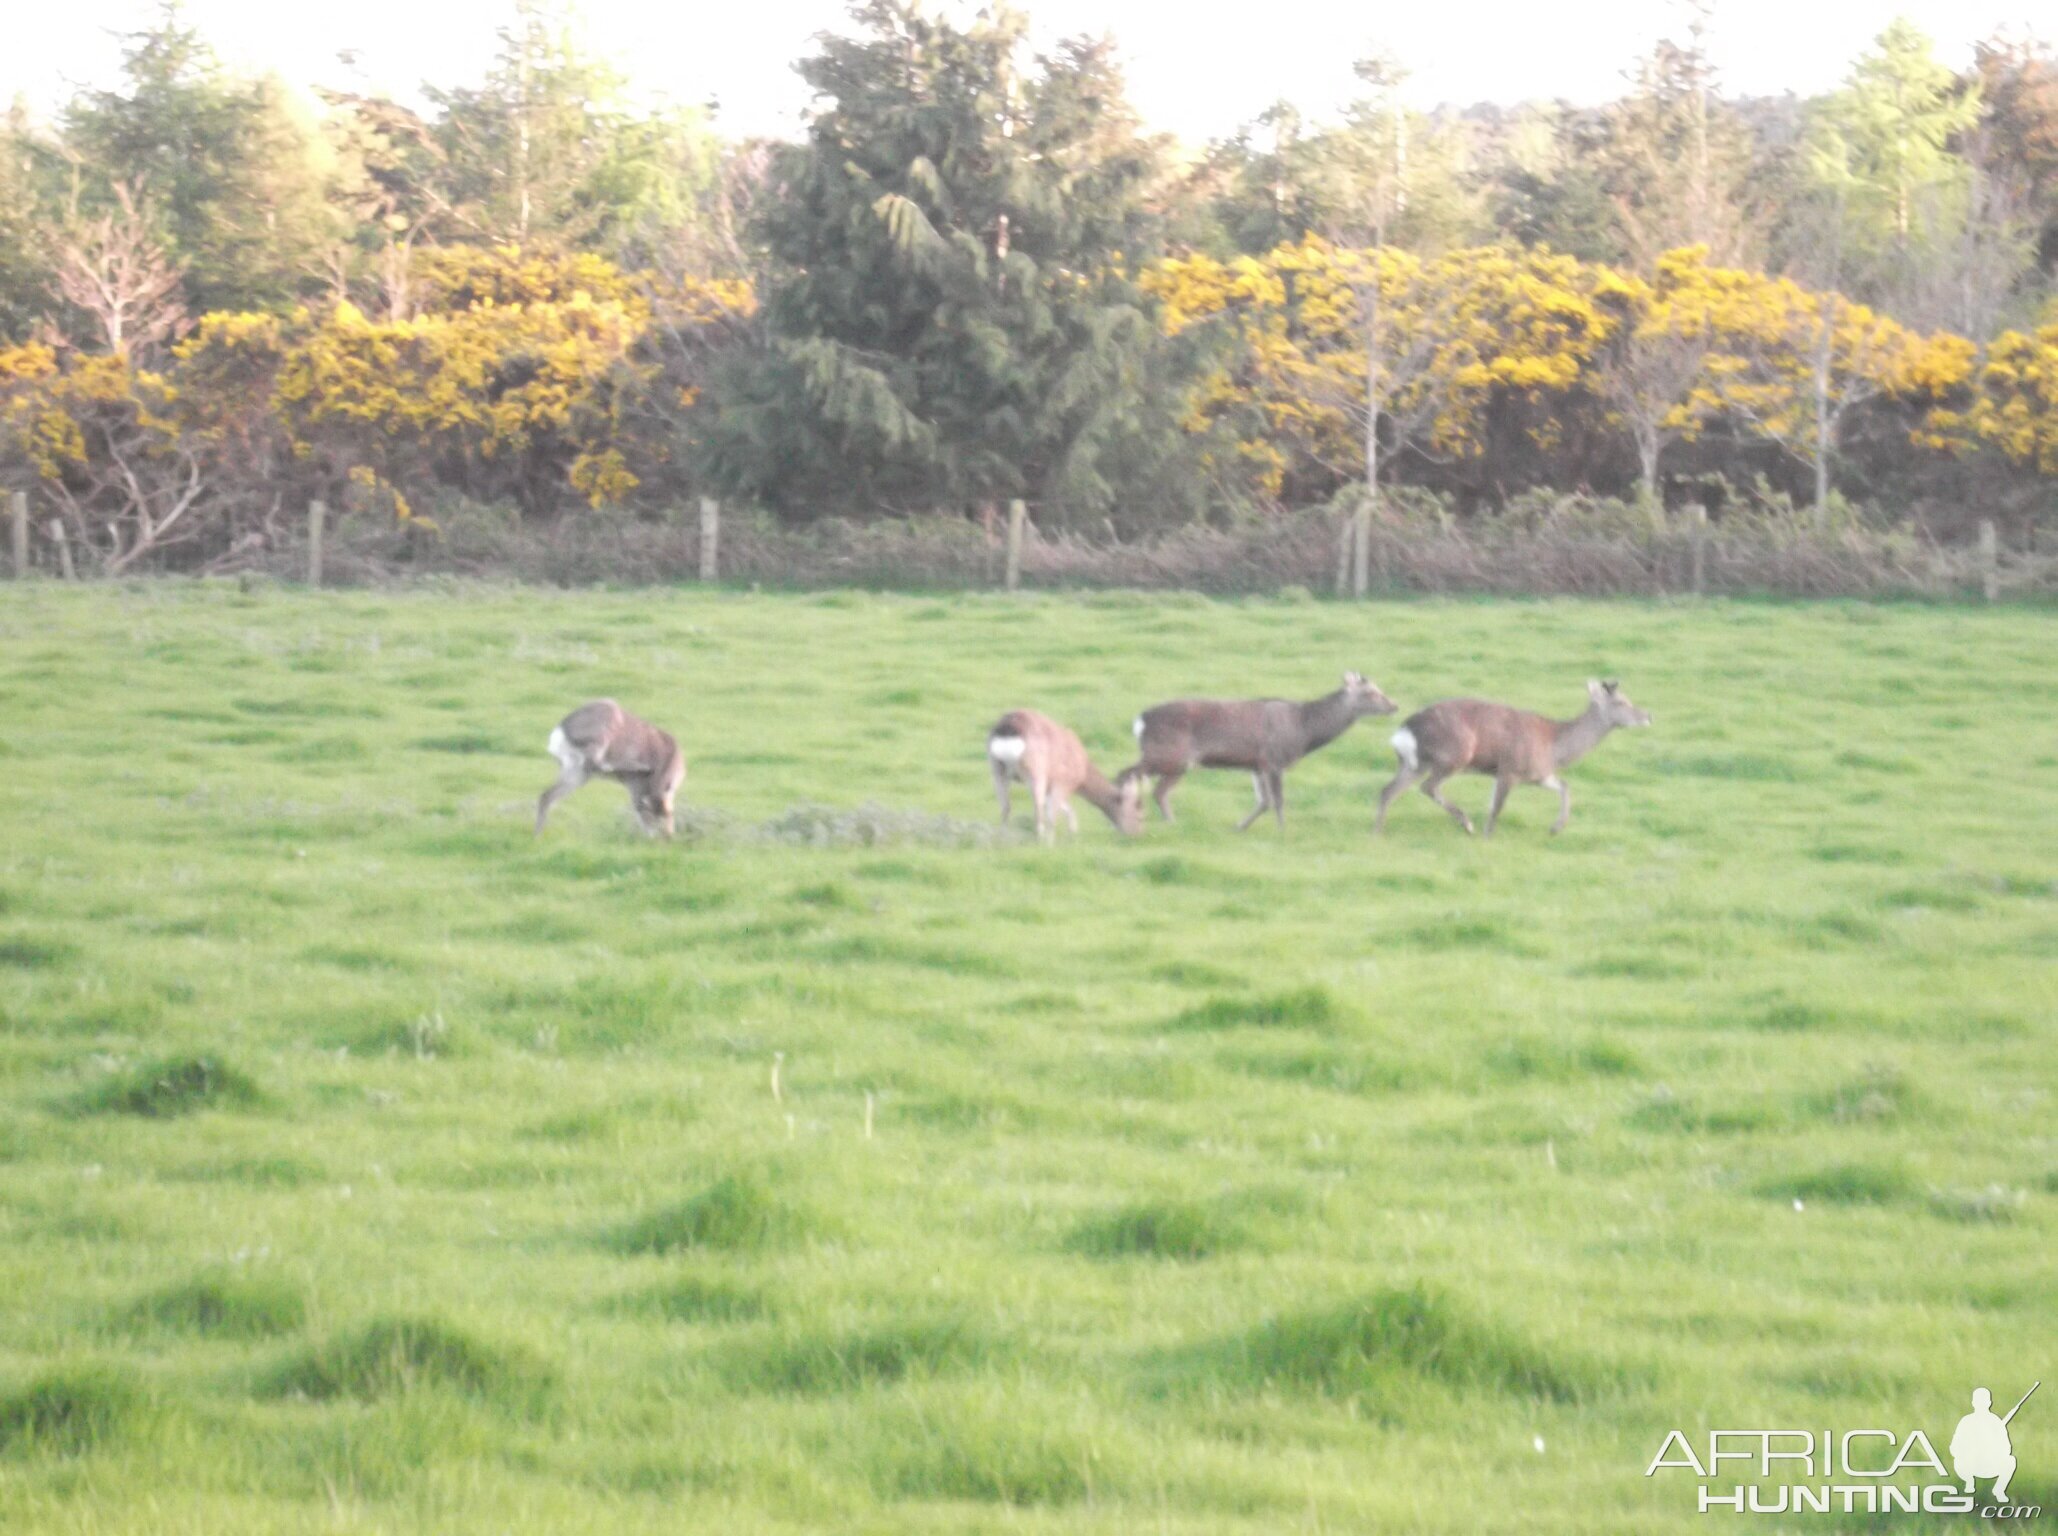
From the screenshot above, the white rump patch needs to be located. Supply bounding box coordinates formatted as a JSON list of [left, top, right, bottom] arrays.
[[988, 734, 1027, 765], [1132, 716, 1145, 740], [547, 725, 581, 772], [1390, 727, 1418, 770]]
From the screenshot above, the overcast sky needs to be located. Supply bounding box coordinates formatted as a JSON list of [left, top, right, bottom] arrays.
[[5, 0, 2048, 143]]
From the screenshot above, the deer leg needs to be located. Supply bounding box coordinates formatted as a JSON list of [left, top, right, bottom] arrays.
[[1033, 782, 1053, 846], [1268, 769, 1286, 830], [992, 761, 1013, 825], [1062, 796, 1080, 837], [1420, 769, 1474, 835], [1546, 774, 1571, 835], [1375, 764, 1424, 832], [1150, 770, 1183, 822], [534, 766, 586, 834], [1236, 771, 1270, 832], [1484, 774, 1514, 839]]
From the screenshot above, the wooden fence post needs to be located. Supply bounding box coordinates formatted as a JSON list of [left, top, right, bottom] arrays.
[[1979, 518, 1998, 602], [699, 497, 720, 582], [308, 499, 326, 587], [8, 491, 25, 579], [1004, 499, 1026, 592], [47, 518, 75, 581], [1690, 503, 1707, 597]]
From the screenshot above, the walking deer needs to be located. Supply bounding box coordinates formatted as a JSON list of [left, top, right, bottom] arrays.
[[1125, 672, 1397, 830], [987, 710, 1143, 844], [1375, 679, 1651, 838], [535, 700, 686, 838]]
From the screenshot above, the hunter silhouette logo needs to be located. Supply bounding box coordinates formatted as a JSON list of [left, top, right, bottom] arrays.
[[1646, 1379, 2042, 1517], [1953, 1382, 2036, 1505]]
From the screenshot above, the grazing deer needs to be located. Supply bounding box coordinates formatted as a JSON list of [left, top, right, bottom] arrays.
[[1125, 672, 1397, 830], [535, 700, 686, 839], [987, 710, 1143, 844], [1376, 679, 1652, 838]]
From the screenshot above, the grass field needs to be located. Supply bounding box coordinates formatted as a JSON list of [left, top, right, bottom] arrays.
[[0, 581, 2052, 1535]]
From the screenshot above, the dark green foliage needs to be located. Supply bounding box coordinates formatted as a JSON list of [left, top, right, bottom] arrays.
[[704, 1, 1205, 528], [267, 1317, 554, 1408], [0, 1365, 145, 1454], [70, 1054, 262, 1118]]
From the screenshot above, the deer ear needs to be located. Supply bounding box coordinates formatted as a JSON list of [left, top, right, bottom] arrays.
[[1587, 678, 1606, 702], [1344, 670, 1364, 687], [1604, 678, 1620, 694]]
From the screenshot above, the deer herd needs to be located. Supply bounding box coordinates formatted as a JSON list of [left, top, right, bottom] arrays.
[[537, 673, 1652, 846]]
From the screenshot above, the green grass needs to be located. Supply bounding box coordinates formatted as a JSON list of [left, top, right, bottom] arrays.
[[0, 581, 2052, 1533]]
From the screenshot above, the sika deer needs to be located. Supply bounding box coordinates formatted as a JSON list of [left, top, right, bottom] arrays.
[[1376, 679, 1651, 838], [1126, 672, 1396, 830], [535, 700, 686, 838], [987, 710, 1142, 844]]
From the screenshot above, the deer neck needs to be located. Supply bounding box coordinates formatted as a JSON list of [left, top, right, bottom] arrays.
[[1551, 706, 1614, 770], [1296, 689, 1359, 754], [1076, 764, 1126, 826]]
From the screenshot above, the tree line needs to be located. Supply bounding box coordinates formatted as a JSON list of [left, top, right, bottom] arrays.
[[1, 0, 2054, 573]]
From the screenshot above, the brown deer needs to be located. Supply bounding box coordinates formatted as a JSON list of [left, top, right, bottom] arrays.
[[535, 700, 686, 838], [987, 710, 1143, 844], [1375, 679, 1652, 838], [1125, 672, 1397, 830]]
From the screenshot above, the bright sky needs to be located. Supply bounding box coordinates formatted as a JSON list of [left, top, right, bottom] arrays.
[[5, 0, 2048, 143]]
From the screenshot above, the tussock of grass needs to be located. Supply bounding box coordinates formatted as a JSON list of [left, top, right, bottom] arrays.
[[1222, 1043, 1426, 1094], [1168, 986, 1339, 1031], [1927, 1185, 2025, 1223], [1798, 1068, 1924, 1125], [69, 1054, 263, 1118], [1200, 1285, 1596, 1403], [1483, 1034, 1641, 1081], [1760, 1161, 1917, 1207], [1067, 1199, 1251, 1261], [1628, 1086, 1778, 1134], [268, 1316, 554, 1409], [612, 1175, 814, 1255], [878, 1406, 1107, 1505], [626, 1276, 769, 1324], [727, 1316, 998, 1394], [125, 1272, 306, 1339], [0, 935, 74, 970], [1655, 753, 1803, 782], [1405, 917, 1539, 955], [0, 1365, 146, 1454]]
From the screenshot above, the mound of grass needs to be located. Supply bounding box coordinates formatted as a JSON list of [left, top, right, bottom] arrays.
[[1760, 1161, 1917, 1207], [125, 1272, 306, 1339], [0, 935, 74, 971], [70, 1054, 263, 1118], [1927, 1185, 2025, 1224], [1484, 1034, 1641, 1082], [612, 1175, 814, 1256], [1168, 986, 1339, 1031], [1067, 1199, 1250, 1261], [728, 1317, 998, 1394], [0, 1364, 146, 1454], [1203, 1285, 1594, 1403], [268, 1316, 554, 1410], [1798, 1068, 1924, 1125], [627, 1277, 769, 1325], [879, 1408, 1105, 1505]]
